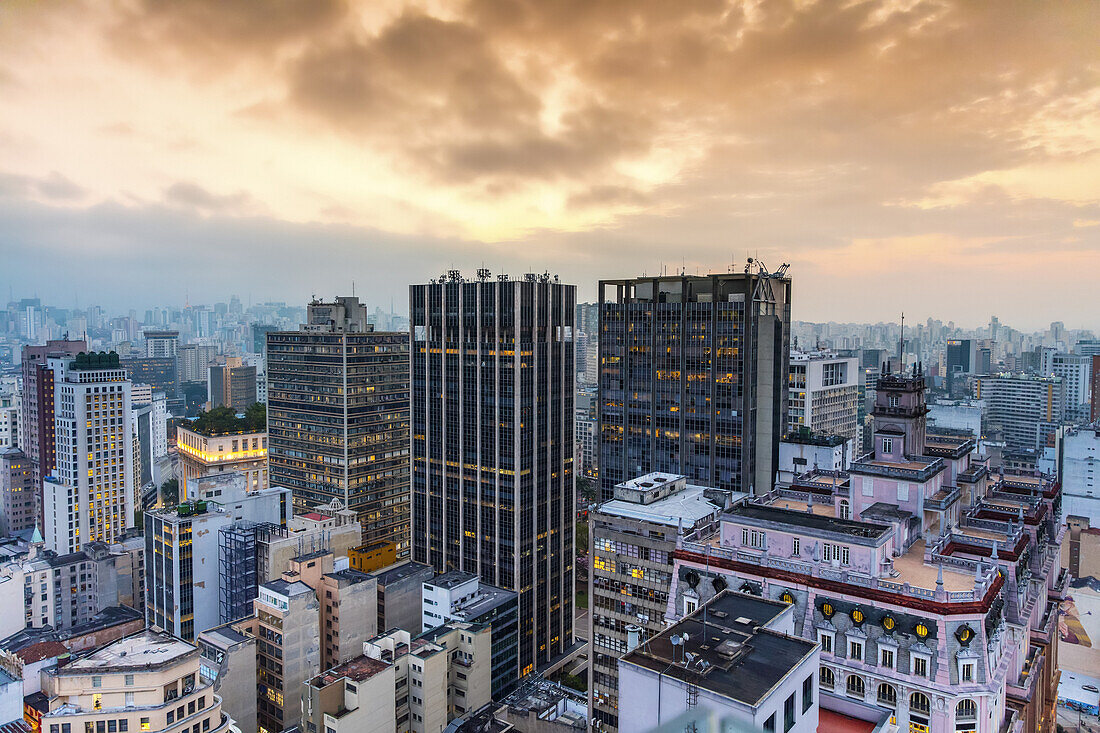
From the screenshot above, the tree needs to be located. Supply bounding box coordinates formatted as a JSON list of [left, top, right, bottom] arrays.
[[577, 476, 597, 503], [245, 402, 267, 431], [160, 478, 179, 506]]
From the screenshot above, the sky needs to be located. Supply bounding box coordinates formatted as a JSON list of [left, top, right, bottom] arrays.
[[0, 0, 1098, 331]]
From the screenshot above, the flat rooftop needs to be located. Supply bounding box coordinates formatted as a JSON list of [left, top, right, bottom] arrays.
[[64, 632, 194, 672], [450, 584, 517, 621], [620, 592, 815, 708], [430, 570, 478, 590], [767, 498, 837, 518], [313, 654, 391, 686], [730, 503, 890, 542], [598, 483, 729, 528], [892, 540, 976, 593], [372, 560, 434, 585]]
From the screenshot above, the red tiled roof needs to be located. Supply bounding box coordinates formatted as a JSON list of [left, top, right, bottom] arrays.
[[16, 641, 68, 664], [299, 512, 331, 521]]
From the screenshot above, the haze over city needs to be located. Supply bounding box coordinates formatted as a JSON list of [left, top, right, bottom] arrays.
[[1, 0, 1098, 328]]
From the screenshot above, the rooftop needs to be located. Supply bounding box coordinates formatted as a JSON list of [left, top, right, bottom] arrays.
[[449, 584, 517, 621], [891, 540, 977, 593], [430, 570, 479, 590], [261, 579, 314, 598], [371, 560, 434, 585], [298, 512, 331, 522], [730, 503, 890, 542], [599, 482, 730, 528], [620, 591, 815, 708], [316, 654, 392, 685], [61, 631, 194, 673]]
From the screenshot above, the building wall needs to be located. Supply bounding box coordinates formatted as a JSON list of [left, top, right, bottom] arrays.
[[198, 630, 257, 733], [177, 426, 268, 497], [411, 278, 575, 675], [0, 449, 36, 536]]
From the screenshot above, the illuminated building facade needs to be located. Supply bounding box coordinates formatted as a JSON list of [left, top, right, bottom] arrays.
[[42, 351, 133, 554], [177, 424, 268, 497], [267, 297, 410, 555], [410, 273, 575, 676]]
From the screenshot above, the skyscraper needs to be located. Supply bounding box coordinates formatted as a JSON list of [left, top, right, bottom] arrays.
[[598, 268, 791, 500], [42, 350, 134, 554], [410, 272, 575, 676], [20, 338, 87, 513], [207, 356, 257, 411], [267, 297, 410, 555]]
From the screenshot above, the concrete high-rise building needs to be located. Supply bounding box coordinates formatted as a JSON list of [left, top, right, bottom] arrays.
[[42, 351, 133, 554], [976, 373, 1064, 451], [0, 447, 35, 536], [1091, 355, 1100, 422], [267, 297, 410, 555], [20, 338, 86, 507], [179, 343, 218, 384], [588, 472, 731, 732], [143, 330, 179, 359], [787, 350, 859, 440], [119, 356, 179, 398], [598, 269, 791, 500], [177, 424, 268, 497], [1047, 353, 1092, 423], [410, 274, 575, 676], [250, 579, 320, 733], [1057, 424, 1100, 523], [207, 357, 257, 411], [945, 338, 977, 395], [0, 381, 19, 450], [144, 475, 290, 641]]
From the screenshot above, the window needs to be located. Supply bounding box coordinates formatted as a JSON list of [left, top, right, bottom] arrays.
[[125, 674, 134, 686], [848, 639, 863, 661], [741, 528, 766, 549], [880, 647, 895, 669], [897, 482, 910, 501], [818, 631, 833, 654], [846, 675, 865, 698], [956, 699, 977, 732], [839, 500, 851, 519], [792, 537, 800, 556], [910, 692, 931, 730], [862, 478, 874, 497], [140, 720, 150, 732], [823, 544, 850, 565], [888, 395, 899, 407], [961, 662, 974, 682], [802, 675, 813, 713], [912, 655, 929, 677], [784, 692, 796, 732], [92, 676, 102, 688], [684, 597, 698, 616], [877, 683, 896, 708], [819, 667, 835, 690], [763, 714, 775, 733], [125, 692, 134, 707]]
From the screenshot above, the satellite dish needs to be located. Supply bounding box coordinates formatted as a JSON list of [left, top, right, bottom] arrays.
[[682, 633, 690, 643], [671, 635, 682, 646]]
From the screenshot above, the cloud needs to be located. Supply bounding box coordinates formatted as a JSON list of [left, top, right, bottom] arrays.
[[0, 170, 87, 202], [163, 182, 253, 215]]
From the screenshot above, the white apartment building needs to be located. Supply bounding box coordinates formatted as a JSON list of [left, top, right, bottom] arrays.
[[787, 350, 859, 440], [1048, 353, 1093, 423], [42, 353, 133, 554], [0, 378, 19, 450], [1058, 424, 1100, 523], [40, 631, 237, 733]]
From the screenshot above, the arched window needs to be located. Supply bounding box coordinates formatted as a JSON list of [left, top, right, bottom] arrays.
[[839, 500, 851, 520], [955, 700, 977, 733], [877, 683, 897, 708], [910, 692, 931, 730], [819, 667, 835, 690], [846, 674, 865, 698]]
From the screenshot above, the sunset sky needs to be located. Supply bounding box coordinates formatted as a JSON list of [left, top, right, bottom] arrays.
[[1, 0, 1097, 329]]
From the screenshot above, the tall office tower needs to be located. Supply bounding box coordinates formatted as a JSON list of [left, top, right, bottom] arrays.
[[207, 357, 257, 411], [0, 447, 35, 535], [119, 355, 179, 397], [786, 349, 859, 440], [20, 339, 87, 510], [1077, 339, 1100, 357], [0, 381, 19, 450], [598, 269, 791, 501], [976, 373, 1065, 451], [42, 351, 133, 554], [143, 329, 179, 358], [267, 297, 410, 555], [410, 273, 575, 676]]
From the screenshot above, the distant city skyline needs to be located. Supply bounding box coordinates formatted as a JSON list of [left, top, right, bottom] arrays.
[[1, 2, 1097, 331]]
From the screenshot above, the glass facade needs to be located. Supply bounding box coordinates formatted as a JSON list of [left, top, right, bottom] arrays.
[[267, 329, 410, 554], [410, 278, 575, 676], [598, 274, 791, 500]]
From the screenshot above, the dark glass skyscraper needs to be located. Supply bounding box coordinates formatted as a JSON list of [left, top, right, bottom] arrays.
[[267, 297, 410, 555], [410, 273, 575, 677], [598, 270, 791, 500]]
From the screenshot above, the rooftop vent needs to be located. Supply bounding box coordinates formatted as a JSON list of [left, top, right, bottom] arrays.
[[715, 640, 743, 659], [734, 617, 753, 625]]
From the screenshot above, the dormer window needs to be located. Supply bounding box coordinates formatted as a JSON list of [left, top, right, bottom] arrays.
[[888, 395, 899, 408], [881, 437, 893, 454]]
